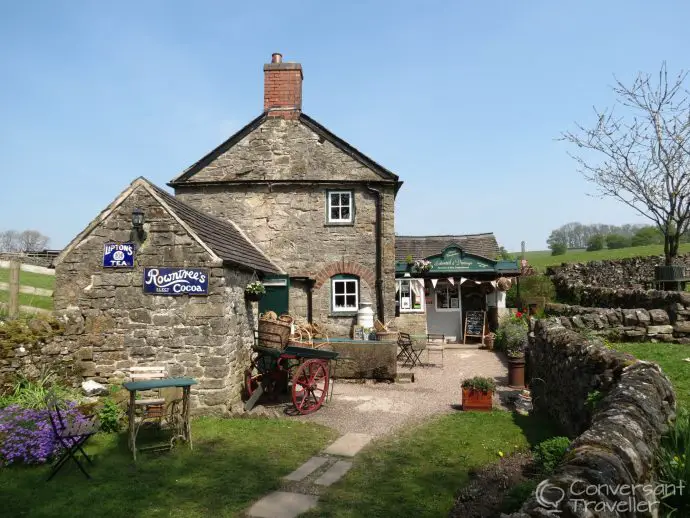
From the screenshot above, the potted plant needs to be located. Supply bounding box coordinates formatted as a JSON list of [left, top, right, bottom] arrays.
[[412, 259, 432, 274], [245, 280, 266, 302], [461, 376, 496, 411], [484, 332, 495, 350]]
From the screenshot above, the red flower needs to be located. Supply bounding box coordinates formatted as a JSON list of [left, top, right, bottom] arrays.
[[515, 311, 523, 319]]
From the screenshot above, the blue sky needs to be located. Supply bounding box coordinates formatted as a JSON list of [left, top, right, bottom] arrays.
[[1, 0, 687, 252]]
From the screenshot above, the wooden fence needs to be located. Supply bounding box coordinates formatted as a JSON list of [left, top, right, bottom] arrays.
[[1, 260, 53, 316]]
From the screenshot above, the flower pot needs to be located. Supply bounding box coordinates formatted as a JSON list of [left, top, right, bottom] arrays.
[[484, 335, 495, 350], [245, 291, 263, 302], [508, 356, 526, 388], [462, 387, 493, 411]]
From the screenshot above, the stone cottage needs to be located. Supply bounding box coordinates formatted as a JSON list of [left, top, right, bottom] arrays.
[[53, 178, 281, 413], [168, 53, 402, 336]]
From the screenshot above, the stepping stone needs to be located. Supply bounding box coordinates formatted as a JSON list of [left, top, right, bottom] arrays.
[[314, 460, 352, 486], [247, 491, 319, 518], [284, 456, 329, 482], [324, 433, 372, 457]]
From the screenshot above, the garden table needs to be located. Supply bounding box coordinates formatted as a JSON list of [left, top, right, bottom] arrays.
[[122, 377, 197, 461]]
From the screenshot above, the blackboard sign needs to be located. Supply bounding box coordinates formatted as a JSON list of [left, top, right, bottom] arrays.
[[143, 267, 208, 295], [464, 310, 485, 344]]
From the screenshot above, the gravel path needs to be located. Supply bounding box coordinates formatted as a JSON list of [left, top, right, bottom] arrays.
[[294, 346, 512, 437]]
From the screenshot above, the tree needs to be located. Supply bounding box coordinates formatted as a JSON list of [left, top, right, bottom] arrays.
[[497, 246, 514, 260], [563, 63, 690, 265], [550, 242, 567, 256], [631, 225, 664, 246], [0, 229, 49, 252], [605, 233, 631, 249], [586, 234, 605, 251]]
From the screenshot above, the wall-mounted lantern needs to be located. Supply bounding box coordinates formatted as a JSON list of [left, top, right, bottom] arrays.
[[130, 208, 147, 243]]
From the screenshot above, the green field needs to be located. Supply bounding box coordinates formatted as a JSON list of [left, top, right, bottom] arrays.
[[511, 243, 690, 271], [0, 267, 55, 311], [0, 267, 55, 291]]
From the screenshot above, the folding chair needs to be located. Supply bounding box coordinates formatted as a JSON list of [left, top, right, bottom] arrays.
[[46, 394, 99, 481], [397, 332, 414, 365], [426, 333, 445, 367]]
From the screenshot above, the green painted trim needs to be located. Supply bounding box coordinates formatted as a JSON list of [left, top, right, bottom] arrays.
[[395, 246, 520, 275]]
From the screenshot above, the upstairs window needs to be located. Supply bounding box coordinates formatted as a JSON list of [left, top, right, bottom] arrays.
[[332, 275, 359, 312], [327, 191, 353, 224]]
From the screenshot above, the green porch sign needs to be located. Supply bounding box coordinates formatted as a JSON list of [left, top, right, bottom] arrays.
[[428, 246, 493, 273]]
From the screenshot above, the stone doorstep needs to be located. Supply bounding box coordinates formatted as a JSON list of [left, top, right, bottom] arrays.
[[314, 460, 353, 487], [324, 433, 372, 457], [246, 491, 319, 518], [283, 456, 330, 482]]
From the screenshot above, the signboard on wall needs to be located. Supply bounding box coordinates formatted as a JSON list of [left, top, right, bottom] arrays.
[[143, 267, 209, 295], [428, 246, 493, 273], [103, 242, 135, 268]]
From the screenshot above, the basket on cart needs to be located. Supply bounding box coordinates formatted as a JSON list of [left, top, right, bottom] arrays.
[[257, 313, 293, 349]]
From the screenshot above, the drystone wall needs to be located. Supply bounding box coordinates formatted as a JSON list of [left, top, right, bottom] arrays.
[[546, 254, 690, 289], [544, 302, 690, 343], [547, 255, 690, 309], [506, 318, 676, 517]]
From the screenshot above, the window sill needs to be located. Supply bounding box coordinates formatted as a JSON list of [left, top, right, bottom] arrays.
[[325, 221, 355, 227], [330, 311, 358, 317]]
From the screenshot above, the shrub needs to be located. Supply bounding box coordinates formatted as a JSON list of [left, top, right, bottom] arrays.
[[506, 275, 556, 308], [461, 376, 496, 392], [0, 315, 63, 358], [657, 409, 690, 516], [0, 369, 83, 410], [533, 436, 571, 474], [494, 318, 528, 354], [586, 234, 605, 251], [97, 397, 124, 433], [631, 225, 664, 246], [0, 403, 89, 466], [605, 233, 631, 249], [500, 480, 539, 514], [549, 242, 567, 256]]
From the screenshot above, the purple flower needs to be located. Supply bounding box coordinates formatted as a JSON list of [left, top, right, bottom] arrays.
[[0, 402, 90, 466]]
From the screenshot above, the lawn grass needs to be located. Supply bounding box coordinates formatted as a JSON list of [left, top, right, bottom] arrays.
[[0, 267, 55, 291], [610, 342, 690, 410], [0, 290, 53, 310], [511, 243, 690, 271], [0, 417, 337, 518], [305, 411, 561, 518]]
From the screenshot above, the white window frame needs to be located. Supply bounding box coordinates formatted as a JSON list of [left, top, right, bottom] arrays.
[[397, 279, 425, 313], [332, 277, 359, 312], [434, 280, 461, 312], [327, 190, 353, 223]]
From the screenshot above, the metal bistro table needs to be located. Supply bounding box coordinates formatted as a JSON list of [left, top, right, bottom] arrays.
[[123, 377, 198, 461]]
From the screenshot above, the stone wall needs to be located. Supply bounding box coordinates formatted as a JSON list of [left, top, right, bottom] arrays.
[[547, 254, 690, 309], [507, 319, 676, 517], [174, 117, 397, 337], [391, 312, 427, 336], [544, 302, 690, 343], [546, 254, 690, 289], [53, 185, 258, 415]]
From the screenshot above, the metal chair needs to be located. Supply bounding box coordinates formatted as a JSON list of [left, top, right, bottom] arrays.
[[398, 332, 426, 367], [426, 333, 445, 367], [46, 394, 99, 481]]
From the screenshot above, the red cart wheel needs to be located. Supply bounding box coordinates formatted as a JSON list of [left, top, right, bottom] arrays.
[[244, 368, 262, 398], [292, 359, 329, 415]]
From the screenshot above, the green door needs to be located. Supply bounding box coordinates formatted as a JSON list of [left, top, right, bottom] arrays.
[[259, 275, 290, 315]]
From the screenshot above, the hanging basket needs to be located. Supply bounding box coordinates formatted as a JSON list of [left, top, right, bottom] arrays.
[[245, 291, 263, 302]]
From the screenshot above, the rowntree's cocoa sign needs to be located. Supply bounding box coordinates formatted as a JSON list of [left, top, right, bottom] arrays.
[[143, 267, 209, 295]]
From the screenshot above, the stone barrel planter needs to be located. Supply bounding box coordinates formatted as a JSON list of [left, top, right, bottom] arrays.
[[508, 356, 526, 388]]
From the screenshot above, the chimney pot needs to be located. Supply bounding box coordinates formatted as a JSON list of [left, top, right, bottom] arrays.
[[271, 53, 282, 64]]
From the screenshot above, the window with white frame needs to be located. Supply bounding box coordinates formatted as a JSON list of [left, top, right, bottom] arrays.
[[332, 275, 359, 312], [327, 191, 353, 223], [396, 279, 425, 312]]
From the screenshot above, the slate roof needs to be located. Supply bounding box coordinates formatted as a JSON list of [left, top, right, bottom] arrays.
[[395, 234, 500, 262], [168, 113, 401, 191], [149, 182, 282, 274]]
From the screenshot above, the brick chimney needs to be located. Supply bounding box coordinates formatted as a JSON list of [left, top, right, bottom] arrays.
[[263, 53, 303, 120]]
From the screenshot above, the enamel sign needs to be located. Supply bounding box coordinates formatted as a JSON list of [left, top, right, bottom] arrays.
[[143, 267, 209, 296], [103, 242, 135, 268]]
